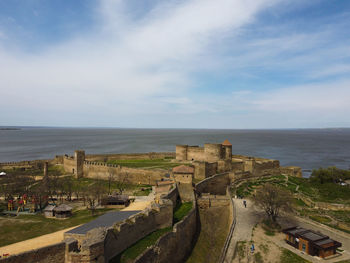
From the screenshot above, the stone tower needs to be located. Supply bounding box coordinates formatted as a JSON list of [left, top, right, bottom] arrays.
[[43, 161, 49, 177], [222, 139, 232, 160], [74, 150, 85, 179]]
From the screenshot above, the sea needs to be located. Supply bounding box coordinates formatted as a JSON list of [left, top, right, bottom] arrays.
[[1, 127, 350, 176]]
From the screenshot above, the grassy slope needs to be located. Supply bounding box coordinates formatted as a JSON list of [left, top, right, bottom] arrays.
[[186, 206, 230, 263], [110, 227, 172, 263], [173, 202, 193, 223], [0, 208, 113, 247]]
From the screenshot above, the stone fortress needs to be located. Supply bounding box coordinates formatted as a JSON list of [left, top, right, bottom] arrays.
[[56, 140, 301, 185], [0, 140, 302, 263]]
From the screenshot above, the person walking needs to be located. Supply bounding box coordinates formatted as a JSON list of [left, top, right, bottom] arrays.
[[243, 200, 247, 208]]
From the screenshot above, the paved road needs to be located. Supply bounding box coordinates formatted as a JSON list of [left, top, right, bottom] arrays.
[[226, 198, 263, 262]]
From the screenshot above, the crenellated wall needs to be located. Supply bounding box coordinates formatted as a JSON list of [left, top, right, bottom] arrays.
[[82, 162, 166, 185], [85, 152, 175, 162]]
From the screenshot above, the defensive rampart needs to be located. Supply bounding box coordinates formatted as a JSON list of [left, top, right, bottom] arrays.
[[134, 200, 197, 263], [85, 152, 175, 162], [195, 173, 230, 195], [0, 242, 65, 263], [82, 161, 166, 185], [65, 199, 173, 263]]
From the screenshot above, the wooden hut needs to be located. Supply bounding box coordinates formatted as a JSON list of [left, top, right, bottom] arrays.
[[54, 204, 73, 218], [101, 195, 130, 208], [283, 226, 342, 258], [44, 205, 55, 218]]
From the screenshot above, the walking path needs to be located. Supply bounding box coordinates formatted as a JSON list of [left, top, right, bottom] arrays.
[[228, 198, 263, 262]]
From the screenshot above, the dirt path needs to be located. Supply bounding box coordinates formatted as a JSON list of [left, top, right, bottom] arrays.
[[230, 198, 264, 261], [0, 225, 80, 256]]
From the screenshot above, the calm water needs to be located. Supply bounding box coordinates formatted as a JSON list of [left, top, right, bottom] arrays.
[[1, 128, 350, 173]]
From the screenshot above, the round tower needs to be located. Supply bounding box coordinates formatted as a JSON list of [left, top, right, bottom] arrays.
[[222, 139, 232, 160], [176, 145, 188, 161]]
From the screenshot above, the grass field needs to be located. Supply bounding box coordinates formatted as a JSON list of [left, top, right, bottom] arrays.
[[173, 202, 193, 223], [111, 227, 172, 263], [235, 174, 350, 204], [0, 208, 114, 247], [104, 159, 182, 169], [280, 248, 310, 263]]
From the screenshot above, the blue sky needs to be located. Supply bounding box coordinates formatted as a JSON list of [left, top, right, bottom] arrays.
[[0, 0, 350, 128]]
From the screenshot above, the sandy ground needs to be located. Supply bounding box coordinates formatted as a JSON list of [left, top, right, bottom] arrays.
[[0, 193, 155, 257]]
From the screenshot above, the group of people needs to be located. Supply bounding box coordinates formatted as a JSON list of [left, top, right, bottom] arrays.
[[7, 194, 47, 213]]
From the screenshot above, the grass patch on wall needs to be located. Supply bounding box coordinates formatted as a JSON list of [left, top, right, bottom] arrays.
[[280, 248, 310, 263], [111, 227, 172, 263], [0, 208, 113, 247], [173, 202, 193, 223]]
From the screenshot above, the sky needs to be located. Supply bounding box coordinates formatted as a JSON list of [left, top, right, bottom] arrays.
[[0, 0, 350, 129]]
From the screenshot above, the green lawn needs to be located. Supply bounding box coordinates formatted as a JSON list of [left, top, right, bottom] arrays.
[[173, 202, 193, 224], [280, 248, 310, 263], [103, 159, 182, 169], [0, 208, 113, 247], [110, 227, 172, 263], [234, 174, 350, 204]]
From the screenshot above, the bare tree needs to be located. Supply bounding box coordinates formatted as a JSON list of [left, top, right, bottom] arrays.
[[107, 168, 116, 195], [115, 172, 128, 195], [253, 183, 293, 222], [84, 181, 105, 215]]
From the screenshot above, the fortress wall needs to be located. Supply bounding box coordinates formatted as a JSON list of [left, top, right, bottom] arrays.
[[280, 166, 302, 177], [63, 157, 76, 174], [85, 152, 175, 162], [82, 162, 165, 185], [204, 144, 223, 161], [176, 145, 188, 160], [193, 162, 206, 180], [161, 184, 179, 206], [206, 162, 218, 177], [0, 159, 55, 169], [0, 242, 65, 263], [135, 201, 197, 263], [186, 146, 205, 161], [65, 200, 173, 263], [195, 173, 230, 195]]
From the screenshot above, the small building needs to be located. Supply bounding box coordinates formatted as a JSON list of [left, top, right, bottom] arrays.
[[54, 204, 73, 218], [283, 226, 342, 258], [172, 165, 195, 184], [101, 195, 130, 208], [44, 205, 56, 217]]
